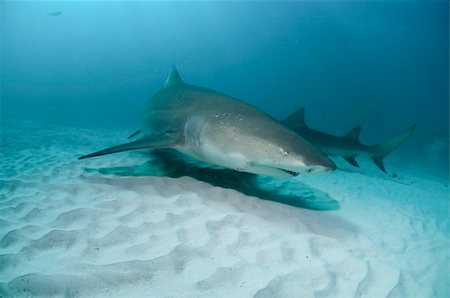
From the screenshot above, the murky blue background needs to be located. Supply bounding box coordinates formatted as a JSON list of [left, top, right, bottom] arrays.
[[2, 1, 448, 177]]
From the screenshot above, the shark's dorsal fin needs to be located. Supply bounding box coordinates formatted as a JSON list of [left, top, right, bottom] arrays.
[[164, 65, 184, 88], [343, 126, 361, 144], [283, 107, 307, 129]]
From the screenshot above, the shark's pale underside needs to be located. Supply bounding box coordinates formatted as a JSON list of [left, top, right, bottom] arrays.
[[79, 67, 336, 177]]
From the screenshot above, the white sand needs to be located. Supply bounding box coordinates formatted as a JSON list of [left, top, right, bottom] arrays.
[[0, 122, 448, 297]]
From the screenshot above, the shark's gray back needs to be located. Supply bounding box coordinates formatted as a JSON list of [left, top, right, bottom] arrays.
[[78, 67, 337, 175], [141, 83, 280, 138]]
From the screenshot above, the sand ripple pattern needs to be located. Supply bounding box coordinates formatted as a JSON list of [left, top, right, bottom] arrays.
[[0, 123, 448, 297]]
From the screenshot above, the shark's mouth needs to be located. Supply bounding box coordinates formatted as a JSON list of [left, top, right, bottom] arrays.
[[247, 163, 299, 177]]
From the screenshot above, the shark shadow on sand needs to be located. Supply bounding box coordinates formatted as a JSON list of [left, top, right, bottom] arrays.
[[86, 149, 340, 211]]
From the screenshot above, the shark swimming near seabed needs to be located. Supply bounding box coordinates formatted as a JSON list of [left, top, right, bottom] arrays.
[[282, 107, 416, 173], [79, 67, 336, 177]]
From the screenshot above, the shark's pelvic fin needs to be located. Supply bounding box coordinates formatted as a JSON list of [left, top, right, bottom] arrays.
[[79, 134, 179, 160], [282, 107, 307, 129], [344, 126, 361, 144], [128, 129, 142, 139], [164, 65, 184, 88], [370, 124, 417, 173], [343, 156, 360, 168]]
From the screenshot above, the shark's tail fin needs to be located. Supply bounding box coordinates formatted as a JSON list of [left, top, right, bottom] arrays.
[[369, 124, 417, 173]]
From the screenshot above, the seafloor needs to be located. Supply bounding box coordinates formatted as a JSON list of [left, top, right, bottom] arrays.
[[0, 121, 448, 297]]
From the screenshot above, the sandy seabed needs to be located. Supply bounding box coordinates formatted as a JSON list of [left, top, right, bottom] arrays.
[[0, 121, 448, 298]]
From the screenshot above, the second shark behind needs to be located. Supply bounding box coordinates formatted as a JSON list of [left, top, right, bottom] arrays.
[[283, 108, 416, 173]]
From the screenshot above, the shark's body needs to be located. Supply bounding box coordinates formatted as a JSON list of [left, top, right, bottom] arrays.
[[283, 108, 416, 173], [79, 67, 335, 177]]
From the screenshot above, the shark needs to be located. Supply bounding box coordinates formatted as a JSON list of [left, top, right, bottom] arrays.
[[282, 107, 416, 173], [79, 67, 336, 177]]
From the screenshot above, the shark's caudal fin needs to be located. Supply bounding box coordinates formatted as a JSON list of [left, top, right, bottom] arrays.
[[282, 107, 307, 130], [78, 134, 179, 160], [370, 124, 417, 173], [163, 65, 184, 88]]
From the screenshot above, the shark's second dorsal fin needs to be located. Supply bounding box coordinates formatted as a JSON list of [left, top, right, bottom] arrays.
[[164, 65, 184, 88], [344, 126, 361, 144]]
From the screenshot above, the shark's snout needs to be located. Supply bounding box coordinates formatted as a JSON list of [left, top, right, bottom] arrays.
[[274, 152, 336, 176], [308, 162, 336, 173], [304, 155, 336, 173], [327, 162, 337, 171], [322, 156, 337, 171]]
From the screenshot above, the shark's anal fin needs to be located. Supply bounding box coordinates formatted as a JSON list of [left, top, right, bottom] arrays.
[[128, 129, 142, 139], [343, 156, 360, 168], [79, 134, 178, 160], [372, 158, 387, 173], [344, 126, 361, 144]]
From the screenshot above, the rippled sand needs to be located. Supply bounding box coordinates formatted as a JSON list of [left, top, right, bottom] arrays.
[[1, 122, 448, 297]]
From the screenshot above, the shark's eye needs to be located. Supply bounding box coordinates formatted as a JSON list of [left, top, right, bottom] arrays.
[[280, 148, 289, 156]]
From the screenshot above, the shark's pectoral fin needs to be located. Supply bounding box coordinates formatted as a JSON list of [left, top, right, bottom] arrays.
[[79, 134, 179, 160], [343, 156, 360, 168], [128, 129, 142, 139]]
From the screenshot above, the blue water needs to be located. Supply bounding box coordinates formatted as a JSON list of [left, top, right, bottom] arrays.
[[2, 1, 448, 178], [0, 2, 449, 297]]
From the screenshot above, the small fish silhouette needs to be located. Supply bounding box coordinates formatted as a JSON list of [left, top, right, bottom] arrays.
[[48, 11, 62, 17]]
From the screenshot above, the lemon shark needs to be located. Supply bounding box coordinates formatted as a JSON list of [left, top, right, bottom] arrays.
[[283, 107, 416, 173], [79, 67, 336, 177]]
